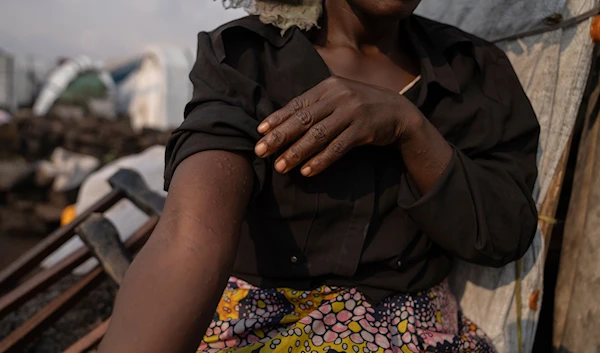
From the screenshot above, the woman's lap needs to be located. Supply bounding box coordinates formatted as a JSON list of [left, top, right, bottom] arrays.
[[198, 277, 496, 353]]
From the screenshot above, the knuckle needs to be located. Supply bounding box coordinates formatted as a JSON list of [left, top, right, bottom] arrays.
[[289, 97, 304, 112], [287, 147, 302, 162], [269, 130, 285, 145], [330, 141, 347, 156], [311, 157, 324, 170], [309, 124, 329, 143], [295, 110, 313, 126]]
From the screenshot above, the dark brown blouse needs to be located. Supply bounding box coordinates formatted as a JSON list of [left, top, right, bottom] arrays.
[[164, 15, 540, 303]]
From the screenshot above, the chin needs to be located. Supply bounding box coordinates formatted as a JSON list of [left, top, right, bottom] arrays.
[[346, 0, 422, 19]]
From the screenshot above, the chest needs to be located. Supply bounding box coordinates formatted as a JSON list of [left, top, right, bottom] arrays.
[[315, 46, 420, 93]]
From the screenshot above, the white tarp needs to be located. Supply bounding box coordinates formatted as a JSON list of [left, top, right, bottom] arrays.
[[41, 146, 167, 274], [416, 1, 598, 352], [127, 47, 194, 132]]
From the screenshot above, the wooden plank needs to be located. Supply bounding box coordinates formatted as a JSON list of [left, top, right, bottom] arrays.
[[0, 190, 122, 292], [553, 93, 600, 351], [538, 138, 572, 259], [0, 267, 105, 353], [0, 217, 157, 353], [60, 217, 160, 353], [62, 318, 110, 353], [553, 44, 600, 351], [0, 244, 90, 318]]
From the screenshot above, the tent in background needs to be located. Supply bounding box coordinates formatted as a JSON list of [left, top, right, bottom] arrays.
[[107, 46, 194, 132], [32, 55, 116, 118]]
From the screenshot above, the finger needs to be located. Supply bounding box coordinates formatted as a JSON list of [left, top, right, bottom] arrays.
[[257, 80, 331, 134], [300, 128, 361, 177], [255, 100, 334, 159], [274, 113, 350, 173]]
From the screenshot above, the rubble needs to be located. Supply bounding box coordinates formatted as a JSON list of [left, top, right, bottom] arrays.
[[0, 275, 118, 353], [0, 161, 35, 191], [0, 111, 171, 238], [50, 148, 100, 192]]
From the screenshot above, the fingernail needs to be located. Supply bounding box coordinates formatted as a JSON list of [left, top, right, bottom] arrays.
[[301, 165, 312, 176], [255, 143, 267, 157], [257, 122, 270, 134], [275, 159, 287, 173]]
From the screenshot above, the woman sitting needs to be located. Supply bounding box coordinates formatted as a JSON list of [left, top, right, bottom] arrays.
[[98, 0, 539, 352]]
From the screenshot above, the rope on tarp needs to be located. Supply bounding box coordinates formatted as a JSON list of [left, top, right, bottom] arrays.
[[515, 259, 523, 353], [492, 6, 600, 43]]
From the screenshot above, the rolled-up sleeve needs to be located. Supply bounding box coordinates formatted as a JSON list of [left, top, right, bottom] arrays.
[[164, 32, 266, 196], [398, 49, 540, 267]]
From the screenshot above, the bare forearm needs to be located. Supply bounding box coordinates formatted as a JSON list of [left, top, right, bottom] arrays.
[[398, 116, 453, 194], [98, 225, 239, 353], [98, 151, 254, 353]]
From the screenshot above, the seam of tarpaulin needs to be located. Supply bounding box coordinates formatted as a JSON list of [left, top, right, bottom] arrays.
[[492, 6, 600, 42]]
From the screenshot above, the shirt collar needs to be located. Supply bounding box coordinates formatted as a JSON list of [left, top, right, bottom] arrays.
[[211, 16, 295, 62], [405, 16, 472, 105], [213, 15, 471, 105]]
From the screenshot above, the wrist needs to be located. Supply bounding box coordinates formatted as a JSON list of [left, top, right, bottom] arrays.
[[396, 111, 426, 149]]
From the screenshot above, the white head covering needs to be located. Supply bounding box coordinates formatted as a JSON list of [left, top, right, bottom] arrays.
[[221, 0, 323, 35]]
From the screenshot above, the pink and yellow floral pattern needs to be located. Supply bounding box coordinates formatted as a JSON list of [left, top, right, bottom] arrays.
[[199, 277, 495, 353]]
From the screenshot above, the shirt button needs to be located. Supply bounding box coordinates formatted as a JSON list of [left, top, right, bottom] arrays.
[[290, 256, 298, 264], [397, 260, 402, 268]]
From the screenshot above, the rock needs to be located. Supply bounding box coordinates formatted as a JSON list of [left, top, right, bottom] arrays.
[[48, 190, 78, 208], [34, 161, 59, 187], [34, 204, 64, 223], [0, 161, 35, 191], [0, 118, 19, 159], [50, 105, 85, 121], [0, 209, 46, 235], [88, 98, 116, 120], [6, 188, 47, 204], [11, 199, 36, 212], [50, 148, 100, 192], [0, 275, 117, 353]]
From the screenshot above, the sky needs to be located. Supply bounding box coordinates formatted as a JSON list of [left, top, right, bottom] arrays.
[[0, 0, 247, 61]]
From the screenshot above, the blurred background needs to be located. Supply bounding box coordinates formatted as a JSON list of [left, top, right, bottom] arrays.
[[0, 0, 244, 259], [0, 2, 244, 351]]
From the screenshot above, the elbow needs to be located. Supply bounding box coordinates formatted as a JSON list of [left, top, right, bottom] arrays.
[[470, 203, 538, 268]]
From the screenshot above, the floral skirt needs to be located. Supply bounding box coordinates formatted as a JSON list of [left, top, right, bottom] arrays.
[[198, 277, 496, 353]]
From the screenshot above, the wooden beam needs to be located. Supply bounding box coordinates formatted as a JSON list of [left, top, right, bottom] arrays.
[[62, 318, 111, 353], [552, 44, 600, 351], [0, 190, 122, 292], [0, 217, 157, 353], [538, 138, 572, 259], [0, 244, 90, 318], [0, 267, 105, 353]]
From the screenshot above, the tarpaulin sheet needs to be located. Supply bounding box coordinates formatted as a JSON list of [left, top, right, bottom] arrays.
[[416, 1, 598, 352]]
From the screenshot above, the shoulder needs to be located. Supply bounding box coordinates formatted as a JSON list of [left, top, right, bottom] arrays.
[[412, 15, 507, 62], [199, 16, 293, 64]]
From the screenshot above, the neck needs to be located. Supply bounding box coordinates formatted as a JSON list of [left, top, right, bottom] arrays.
[[314, 0, 403, 54]]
